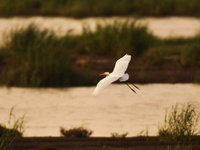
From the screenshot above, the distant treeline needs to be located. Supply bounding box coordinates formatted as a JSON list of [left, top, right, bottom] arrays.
[[1, 0, 200, 17], [0, 21, 200, 87]]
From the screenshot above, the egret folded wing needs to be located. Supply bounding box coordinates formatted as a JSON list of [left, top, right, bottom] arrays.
[[92, 75, 119, 95]]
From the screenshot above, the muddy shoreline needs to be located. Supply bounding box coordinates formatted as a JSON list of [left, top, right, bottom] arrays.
[[13, 136, 200, 150]]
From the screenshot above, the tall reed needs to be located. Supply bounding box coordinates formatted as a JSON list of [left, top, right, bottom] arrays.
[[0, 24, 80, 87], [158, 103, 200, 142], [76, 20, 156, 56]]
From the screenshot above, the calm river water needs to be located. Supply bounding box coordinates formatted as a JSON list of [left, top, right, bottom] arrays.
[[0, 84, 199, 137]]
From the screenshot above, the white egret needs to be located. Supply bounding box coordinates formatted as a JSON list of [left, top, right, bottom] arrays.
[[92, 54, 139, 95]]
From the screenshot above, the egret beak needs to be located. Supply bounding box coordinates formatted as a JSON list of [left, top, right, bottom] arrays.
[[99, 72, 109, 76], [99, 73, 106, 76]]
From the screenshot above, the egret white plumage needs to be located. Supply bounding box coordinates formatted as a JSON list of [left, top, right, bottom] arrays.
[[92, 54, 139, 95]]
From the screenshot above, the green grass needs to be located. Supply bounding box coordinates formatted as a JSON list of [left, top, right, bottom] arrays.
[[1, 0, 200, 17], [158, 103, 200, 142]]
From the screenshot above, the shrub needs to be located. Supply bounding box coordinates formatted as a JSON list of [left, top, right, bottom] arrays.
[[60, 127, 93, 138]]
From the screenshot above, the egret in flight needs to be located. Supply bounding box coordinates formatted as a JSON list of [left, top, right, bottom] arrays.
[[92, 54, 139, 95]]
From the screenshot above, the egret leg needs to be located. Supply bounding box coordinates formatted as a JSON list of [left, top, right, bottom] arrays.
[[125, 82, 137, 94], [130, 82, 140, 90]]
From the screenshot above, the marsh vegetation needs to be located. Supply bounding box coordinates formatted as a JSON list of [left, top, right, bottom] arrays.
[[0, 21, 200, 87], [158, 103, 200, 150], [158, 103, 200, 142]]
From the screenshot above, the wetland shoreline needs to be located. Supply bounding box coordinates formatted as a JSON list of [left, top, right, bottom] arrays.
[[13, 136, 200, 150]]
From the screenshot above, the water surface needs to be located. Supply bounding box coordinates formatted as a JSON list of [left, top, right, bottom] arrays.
[[0, 84, 199, 137]]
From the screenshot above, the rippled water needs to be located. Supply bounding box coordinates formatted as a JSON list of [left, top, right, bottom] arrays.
[[0, 84, 199, 137]]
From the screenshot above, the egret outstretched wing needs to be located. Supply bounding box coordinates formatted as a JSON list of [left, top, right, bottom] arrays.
[[92, 75, 119, 96], [92, 54, 138, 95], [112, 54, 131, 77]]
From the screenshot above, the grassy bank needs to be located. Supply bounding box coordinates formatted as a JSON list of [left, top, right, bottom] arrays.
[[12, 103, 200, 150], [1, 0, 200, 18], [0, 21, 200, 87]]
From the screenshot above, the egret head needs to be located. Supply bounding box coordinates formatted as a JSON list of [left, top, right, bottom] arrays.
[[99, 72, 110, 76]]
